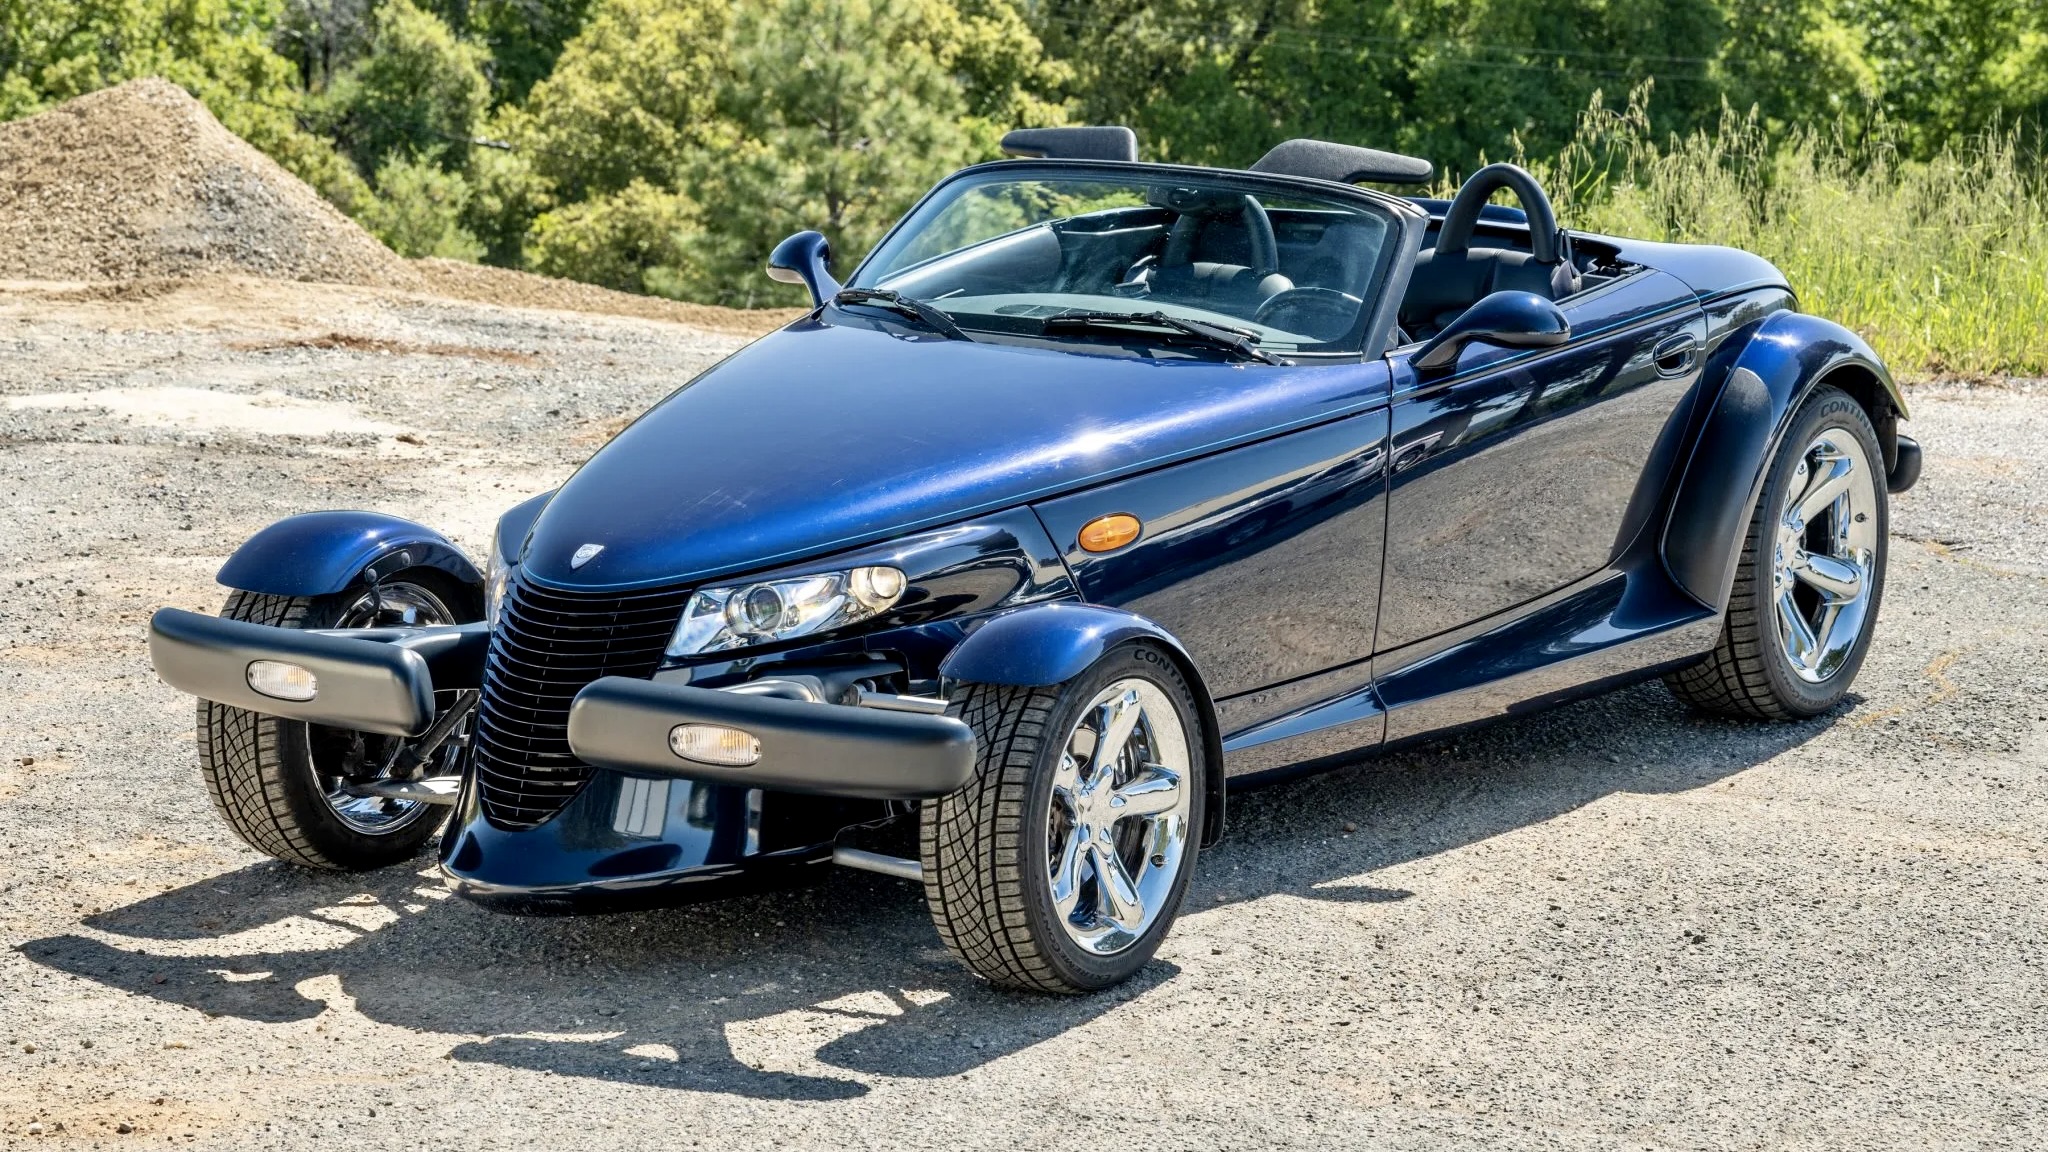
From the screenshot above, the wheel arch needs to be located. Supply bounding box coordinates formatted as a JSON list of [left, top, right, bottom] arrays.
[[1661, 311, 1902, 612], [216, 510, 482, 607], [940, 602, 1227, 847]]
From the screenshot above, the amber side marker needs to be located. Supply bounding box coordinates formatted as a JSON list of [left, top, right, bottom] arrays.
[[1079, 513, 1142, 553]]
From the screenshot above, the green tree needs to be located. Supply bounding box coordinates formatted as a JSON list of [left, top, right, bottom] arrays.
[[1851, 0, 2043, 156], [660, 0, 989, 303], [1029, 0, 1738, 175], [498, 0, 732, 205], [273, 0, 376, 91], [464, 0, 729, 269], [1711, 0, 1878, 138], [317, 0, 490, 175], [429, 0, 595, 105], [935, 0, 1073, 139]]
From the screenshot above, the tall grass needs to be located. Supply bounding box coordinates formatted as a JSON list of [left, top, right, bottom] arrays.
[[1523, 88, 2048, 379]]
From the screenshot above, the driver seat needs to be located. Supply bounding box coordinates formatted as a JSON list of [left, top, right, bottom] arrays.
[[1400, 163, 1580, 338], [1148, 195, 1293, 310]]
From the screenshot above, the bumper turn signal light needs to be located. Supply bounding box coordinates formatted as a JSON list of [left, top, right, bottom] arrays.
[[669, 723, 762, 767], [246, 660, 318, 702]]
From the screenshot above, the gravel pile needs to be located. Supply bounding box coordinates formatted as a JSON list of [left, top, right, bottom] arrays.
[[0, 79, 421, 288], [0, 79, 800, 334]]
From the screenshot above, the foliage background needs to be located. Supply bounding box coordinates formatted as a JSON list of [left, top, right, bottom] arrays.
[[1, 0, 2043, 370]]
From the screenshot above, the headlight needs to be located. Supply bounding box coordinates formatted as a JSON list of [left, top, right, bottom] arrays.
[[665, 565, 905, 657], [485, 531, 514, 627]]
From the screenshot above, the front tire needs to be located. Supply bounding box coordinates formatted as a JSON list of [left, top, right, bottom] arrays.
[[197, 575, 470, 871], [921, 642, 1206, 994], [1666, 384, 1889, 719]]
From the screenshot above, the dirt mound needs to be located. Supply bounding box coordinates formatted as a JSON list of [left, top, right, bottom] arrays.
[[0, 79, 800, 333], [413, 259, 804, 337], [0, 79, 419, 288]]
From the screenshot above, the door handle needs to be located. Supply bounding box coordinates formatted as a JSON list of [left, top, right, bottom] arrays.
[[1653, 333, 1699, 377]]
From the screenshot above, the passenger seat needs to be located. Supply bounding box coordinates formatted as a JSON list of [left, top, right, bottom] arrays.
[[1400, 245, 1579, 338]]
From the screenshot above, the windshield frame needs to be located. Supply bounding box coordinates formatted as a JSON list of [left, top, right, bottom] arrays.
[[846, 159, 1425, 361]]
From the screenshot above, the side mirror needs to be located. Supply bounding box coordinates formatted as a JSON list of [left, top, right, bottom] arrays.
[[767, 230, 840, 307], [1413, 290, 1570, 374]]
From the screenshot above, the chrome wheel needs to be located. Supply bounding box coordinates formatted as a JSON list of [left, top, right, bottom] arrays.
[[1772, 427, 1880, 684], [312, 581, 457, 834], [1047, 678, 1194, 956]]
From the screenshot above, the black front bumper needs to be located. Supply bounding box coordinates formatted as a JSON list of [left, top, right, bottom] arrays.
[[567, 677, 974, 800], [148, 609, 972, 801], [148, 607, 487, 736], [151, 609, 972, 909]]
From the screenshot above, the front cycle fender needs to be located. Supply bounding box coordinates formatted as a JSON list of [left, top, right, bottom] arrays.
[[217, 510, 481, 599]]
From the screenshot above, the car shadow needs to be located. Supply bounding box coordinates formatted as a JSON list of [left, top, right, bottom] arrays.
[[17, 680, 1849, 1100]]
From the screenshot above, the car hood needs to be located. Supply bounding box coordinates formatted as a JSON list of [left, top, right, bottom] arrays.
[[519, 318, 1388, 589]]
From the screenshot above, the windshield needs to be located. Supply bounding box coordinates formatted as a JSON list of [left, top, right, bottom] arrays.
[[852, 167, 1399, 354]]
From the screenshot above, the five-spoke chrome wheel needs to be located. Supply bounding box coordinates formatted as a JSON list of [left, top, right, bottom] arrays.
[[1047, 679, 1194, 956], [1771, 427, 1879, 684], [922, 644, 1208, 993]]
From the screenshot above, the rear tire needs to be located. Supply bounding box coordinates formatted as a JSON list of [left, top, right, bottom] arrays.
[[920, 642, 1206, 994], [198, 576, 467, 871], [1666, 385, 1889, 719]]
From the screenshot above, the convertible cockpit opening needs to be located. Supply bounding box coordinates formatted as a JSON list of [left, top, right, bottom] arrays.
[[853, 167, 1404, 354]]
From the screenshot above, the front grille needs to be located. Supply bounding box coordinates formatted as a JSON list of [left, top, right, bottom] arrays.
[[471, 575, 693, 828]]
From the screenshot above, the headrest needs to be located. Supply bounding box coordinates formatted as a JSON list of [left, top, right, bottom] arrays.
[[999, 126, 1140, 163], [1250, 139, 1434, 186]]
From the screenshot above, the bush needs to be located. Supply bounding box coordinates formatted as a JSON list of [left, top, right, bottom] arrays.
[[524, 179, 697, 293], [359, 156, 484, 259], [461, 140, 548, 266]]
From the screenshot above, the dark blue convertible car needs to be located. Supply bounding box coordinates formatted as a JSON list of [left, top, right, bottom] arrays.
[[149, 127, 1920, 993]]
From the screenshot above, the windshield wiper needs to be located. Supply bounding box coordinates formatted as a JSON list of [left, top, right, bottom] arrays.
[[832, 288, 970, 342], [1041, 309, 1283, 364]]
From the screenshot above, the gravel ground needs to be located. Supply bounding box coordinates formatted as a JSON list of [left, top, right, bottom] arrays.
[[0, 279, 2041, 1150]]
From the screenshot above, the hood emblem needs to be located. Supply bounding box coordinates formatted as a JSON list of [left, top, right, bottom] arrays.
[[570, 543, 605, 569]]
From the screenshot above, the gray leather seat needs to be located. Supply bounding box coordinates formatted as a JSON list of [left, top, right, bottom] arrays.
[[1149, 194, 1293, 311], [1401, 164, 1580, 338]]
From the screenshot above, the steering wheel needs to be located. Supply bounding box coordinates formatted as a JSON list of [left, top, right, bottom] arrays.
[[1434, 163, 1566, 265], [1156, 193, 1282, 280], [1236, 194, 1280, 279], [1254, 286, 1364, 340]]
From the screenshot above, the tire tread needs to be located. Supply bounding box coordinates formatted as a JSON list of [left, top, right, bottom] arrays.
[[919, 682, 1073, 992]]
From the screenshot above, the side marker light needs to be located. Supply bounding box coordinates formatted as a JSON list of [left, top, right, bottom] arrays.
[[1079, 513, 1142, 553]]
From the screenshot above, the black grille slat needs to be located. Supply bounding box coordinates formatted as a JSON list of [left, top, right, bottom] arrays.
[[484, 646, 674, 679], [471, 574, 693, 827]]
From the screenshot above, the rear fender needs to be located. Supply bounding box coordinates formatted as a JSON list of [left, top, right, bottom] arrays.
[[940, 602, 1227, 847], [1661, 312, 1904, 611], [216, 510, 482, 600]]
